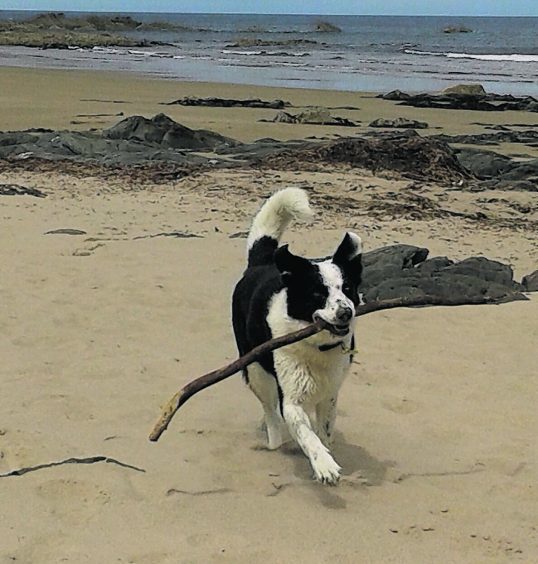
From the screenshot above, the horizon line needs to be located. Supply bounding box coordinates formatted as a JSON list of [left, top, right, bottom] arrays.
[[4, 8, 538, 18], [2, 9, 538, 18]]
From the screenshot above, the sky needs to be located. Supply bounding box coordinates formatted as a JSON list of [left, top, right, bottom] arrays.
[[3, 0, 538, 16]]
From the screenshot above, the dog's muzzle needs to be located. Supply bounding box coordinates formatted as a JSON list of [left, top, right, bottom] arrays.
[[314, 305, 353, 337]]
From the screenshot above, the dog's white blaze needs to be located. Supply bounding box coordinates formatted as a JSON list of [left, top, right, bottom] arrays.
[[316, 260, 356, 324]]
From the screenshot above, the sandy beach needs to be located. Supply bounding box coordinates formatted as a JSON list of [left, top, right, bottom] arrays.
[[1, 66, 537, 563]]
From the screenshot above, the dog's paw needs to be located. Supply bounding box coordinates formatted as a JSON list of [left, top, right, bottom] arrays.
[[312, 452, 341, 485]]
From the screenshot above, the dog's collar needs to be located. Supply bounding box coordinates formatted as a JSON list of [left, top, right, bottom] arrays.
[[318, 340, 358, 354], [318, 341, 345, 352]]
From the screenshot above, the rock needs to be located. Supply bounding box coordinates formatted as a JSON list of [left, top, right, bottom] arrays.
[[442, 84, 486, 96], [295, 108, 333, 124], [456, 149, 514, 178], [442, 257, 515, 287], [361, 245, 429, 288], [262, 108, 356, 127], [0, 29, 143, 49], [272, 111, 298, 124], [369, 117, 428, 129], [415, 256, 454, 274], [315, 21, 342, 32], [443, 26, 472, 33], [163, 97, 289, 109], [294, 108, 355, 126], [360, 244, 527, 304], [378, 90, 411, 101], [0, 115, 240, 167], [434, 130, 538, 146], [0, 12, 189, 48], [453, 147, 538, 191], [522, 270, 538, 291], [103, 113, 238, 150], [500, 159, 538, 182], [379, 90, 538, 112], [0, 183, 46, 197]]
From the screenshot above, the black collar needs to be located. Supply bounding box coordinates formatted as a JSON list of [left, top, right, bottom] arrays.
[[318, 341, 344, 352]]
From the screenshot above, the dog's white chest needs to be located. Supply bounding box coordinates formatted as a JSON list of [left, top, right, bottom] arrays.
[[267, 290, 353, 406], [274, 343, 350, 406]]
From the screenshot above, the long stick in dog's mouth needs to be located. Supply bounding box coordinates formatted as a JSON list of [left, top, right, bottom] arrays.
[[148, 294, 501, 443], [148, 318, 328, 442]]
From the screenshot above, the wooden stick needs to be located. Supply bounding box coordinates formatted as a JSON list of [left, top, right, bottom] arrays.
[[148, 319, 327, 442], [148, 294, 498, 442]]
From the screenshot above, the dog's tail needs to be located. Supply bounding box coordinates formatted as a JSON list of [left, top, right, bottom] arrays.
[[246, 188, 312, 267]]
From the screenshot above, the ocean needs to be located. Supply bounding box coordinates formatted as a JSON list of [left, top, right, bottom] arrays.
[[1, 11, 537, 95]]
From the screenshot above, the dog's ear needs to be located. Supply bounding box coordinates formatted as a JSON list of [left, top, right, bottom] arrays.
[[275, 245, 309, 279], [333, 232, 362, 266]]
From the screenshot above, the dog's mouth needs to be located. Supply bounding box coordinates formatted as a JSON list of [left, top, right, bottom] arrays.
[[326, 323, 350, 337], [313, 314, 350, 337]]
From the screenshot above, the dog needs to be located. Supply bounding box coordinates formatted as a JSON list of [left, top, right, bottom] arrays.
[[232, 188, 363, 484]]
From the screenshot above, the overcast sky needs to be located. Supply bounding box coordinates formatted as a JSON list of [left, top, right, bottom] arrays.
[[4, 0, 538, 16]]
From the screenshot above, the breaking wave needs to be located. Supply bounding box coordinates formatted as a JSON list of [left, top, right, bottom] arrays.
[[405, 49, 538, 63]]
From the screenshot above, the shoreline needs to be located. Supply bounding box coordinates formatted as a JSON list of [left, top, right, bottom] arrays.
[[2, 50, 538, 97]]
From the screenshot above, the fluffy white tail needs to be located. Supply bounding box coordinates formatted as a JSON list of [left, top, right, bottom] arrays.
[[246, 188, 312, 267]]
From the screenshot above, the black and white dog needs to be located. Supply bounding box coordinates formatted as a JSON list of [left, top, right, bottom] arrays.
[[232, 188, 363, 484]]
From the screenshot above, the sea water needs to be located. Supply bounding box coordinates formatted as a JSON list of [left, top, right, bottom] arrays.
[[1, 12, 537, 94]]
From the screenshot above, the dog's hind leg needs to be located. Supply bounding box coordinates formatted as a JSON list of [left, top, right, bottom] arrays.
[[246, 363, 287, 450]]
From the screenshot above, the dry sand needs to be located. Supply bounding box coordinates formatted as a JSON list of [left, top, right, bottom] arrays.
[[0, 67, 537, 563]]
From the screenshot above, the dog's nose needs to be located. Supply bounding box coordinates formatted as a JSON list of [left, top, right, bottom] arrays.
[[336, 306, 353, 323]]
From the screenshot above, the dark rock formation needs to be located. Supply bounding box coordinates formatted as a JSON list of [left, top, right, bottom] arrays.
[[443, 26, 472, 33], [0, 12, 186, 48], [163, 97, 289, 109], [522, 270, 538, 292], [453, 148, 538, 191], [378, 90, 538, 112], [0, 114, 239, 166], [0, 12, 188, 32], [369, 117, 428, 129], [456, 149, 514, 178], [103, 113, 239, 151], [0, 183, 46, 197], [361, 244, 528, 304], [442, 84, 486, 96], [434, 130, 538, 146], [315, 21, 342, 32], [381, 90, 411, 101], [271, 112, 298, 124], [0, 114, 536, 193], [261, 108, 356, 127]]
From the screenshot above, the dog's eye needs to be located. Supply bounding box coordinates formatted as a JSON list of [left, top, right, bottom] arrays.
[[312, 291, 325, 300], [343, 285, 351, 294]]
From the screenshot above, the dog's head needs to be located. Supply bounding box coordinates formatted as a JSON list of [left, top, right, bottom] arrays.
[[275, 232, 363, 336]]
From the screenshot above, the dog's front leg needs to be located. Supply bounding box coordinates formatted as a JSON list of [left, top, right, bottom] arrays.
[[282, 401, 341, 484], [316, 395, 337, 449]]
